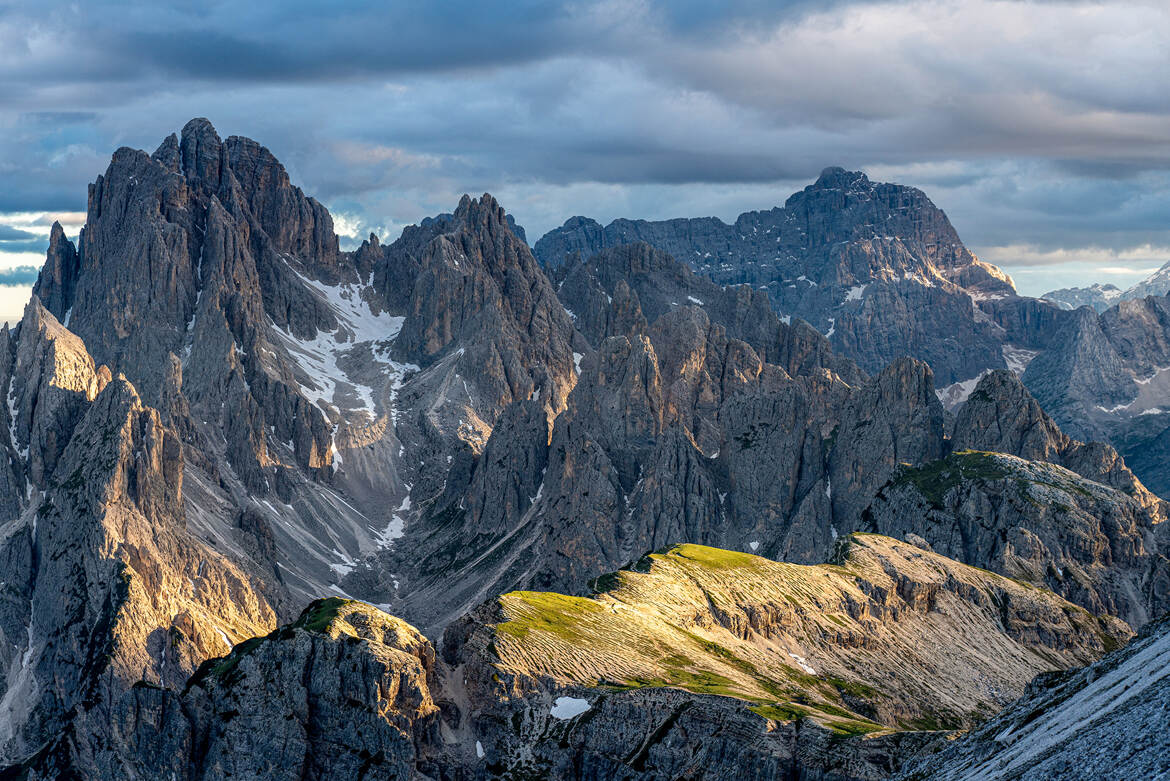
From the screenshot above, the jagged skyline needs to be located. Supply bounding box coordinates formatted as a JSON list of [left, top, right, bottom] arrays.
[[1, 0, 1168, 309]]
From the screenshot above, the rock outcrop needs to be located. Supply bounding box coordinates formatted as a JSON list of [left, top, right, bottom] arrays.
[[860, 370, 1170, 627], [10, 599, 439, 780], [900, 614, 1170, 781], [0, 376, 276, 763], [863, 451, 1169, 627]]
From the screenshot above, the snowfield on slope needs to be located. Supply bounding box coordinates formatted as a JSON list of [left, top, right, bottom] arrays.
[[271, 264, 418, 423]]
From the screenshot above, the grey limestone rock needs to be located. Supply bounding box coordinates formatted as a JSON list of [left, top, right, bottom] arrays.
[[900, 614, 1170, 781], [535, 167, 1015, 385]]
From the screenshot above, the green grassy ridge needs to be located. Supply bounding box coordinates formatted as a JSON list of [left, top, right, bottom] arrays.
[[493, 591, 607, 642], [487, 532, 1122, 736], [185, 597, 361, 691], [890, 449, 1107, 510], [889, 450, 1012, 508], [492, 540, 891, 733]]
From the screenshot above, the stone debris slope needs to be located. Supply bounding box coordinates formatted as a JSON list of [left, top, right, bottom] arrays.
[[900, 614, 1170, 780]]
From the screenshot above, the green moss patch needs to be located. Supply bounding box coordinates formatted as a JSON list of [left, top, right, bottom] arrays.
[[495, 591, 606, 641], [891, 450, 1012, 508], [659, 543, 764, 571], [288, 596, 354, 635]]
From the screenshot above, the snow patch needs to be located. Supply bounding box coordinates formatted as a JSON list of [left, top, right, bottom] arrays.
[[475, 741, 484, 759], [748, 540, 760, 551], [1002, 345, 1039, 375], [936, 372, 990, 410], [686, 295, 704, 305], [272, 267, 417, 422], [550, 696, 591, 720], [573, 352, 584, 374], [375, 493, 413, 549], [844, 284, 866, 302], [7, 376, 26, 460], [788, 653, 817, 675]]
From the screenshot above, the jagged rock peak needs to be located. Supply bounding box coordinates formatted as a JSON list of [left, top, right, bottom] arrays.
[[956, 367, 1164, 511], [151, 132, 180, 171], [811, 165, 869, 188], [453, 192, 506, 226], [179, 116, 225, 185], [33, 223, 80, 322], [953, 369, 1069, 460], [47, 220, 68, 247]]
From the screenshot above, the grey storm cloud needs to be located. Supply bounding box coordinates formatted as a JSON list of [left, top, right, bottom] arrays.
[[0, 266, 40, 286], [0, 0, 1168, 293], [0, 225, 37, 241]]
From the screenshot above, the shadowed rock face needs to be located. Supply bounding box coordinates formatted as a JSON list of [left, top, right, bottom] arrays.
[[0, 375, 277, 763], [29, 118, 342, 494], [17, 599, 439, 780], [554, 240, 867, 386], [534, 166, 1170, 501], [0, 120, 581, 767], [381, 308, 861, 629], [535, 167, 1016, 386], [863, 451, 1170, 628], [861, 370, 1170, 628], [389, 192, 580, 442], [381, 276, 1164, 638], [954, 369, 1164, 507], [1020, 295, 1170, 497]]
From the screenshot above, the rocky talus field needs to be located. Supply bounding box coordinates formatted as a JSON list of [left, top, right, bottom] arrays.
[[0, 120, 1168, 779]]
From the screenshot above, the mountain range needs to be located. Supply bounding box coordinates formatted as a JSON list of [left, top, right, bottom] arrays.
[[0, 119, 1167, 779], [1043, 264, 1170, 312]]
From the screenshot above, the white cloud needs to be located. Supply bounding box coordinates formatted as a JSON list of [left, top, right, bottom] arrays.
[[1097, 265, 1161, 275], [0, 211, 84, 238], [0, 0, 1167, 299], [976, 243, 1170, 268], [0, 286, 30, 326]]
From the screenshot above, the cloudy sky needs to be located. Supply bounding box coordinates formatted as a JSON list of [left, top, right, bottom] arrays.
[[1, 0, 1168, 319]]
